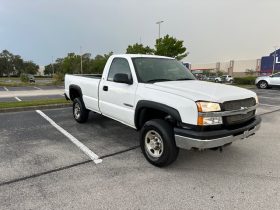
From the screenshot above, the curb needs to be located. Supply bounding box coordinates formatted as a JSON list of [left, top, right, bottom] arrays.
[[0, 103, 71, 113]]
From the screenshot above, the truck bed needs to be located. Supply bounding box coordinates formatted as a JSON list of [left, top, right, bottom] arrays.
[[65, 74, 101, 113], [73, 74, 102, 79]]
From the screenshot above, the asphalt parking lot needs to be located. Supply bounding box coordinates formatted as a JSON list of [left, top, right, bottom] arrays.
[[0, 85, 64, 102], [0, 85, 64, 91], [0, 88, 280, 209], [0, 94, 64, 102]]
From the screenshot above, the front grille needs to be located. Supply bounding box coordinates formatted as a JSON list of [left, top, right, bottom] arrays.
[[222, 98, 256, 125], [223, 97, 256, 111]]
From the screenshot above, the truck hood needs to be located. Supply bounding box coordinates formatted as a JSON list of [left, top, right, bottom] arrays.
[[146, 80, 256, 103]]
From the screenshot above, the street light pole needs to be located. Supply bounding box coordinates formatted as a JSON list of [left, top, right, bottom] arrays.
[[156, 20, 164, 39], [51, 56, 54, 76], [272, 46, 278, 75], [80, 46, 83, 74]]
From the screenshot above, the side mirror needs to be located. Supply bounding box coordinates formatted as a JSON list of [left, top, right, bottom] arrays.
[[113, 73, 133, 85]]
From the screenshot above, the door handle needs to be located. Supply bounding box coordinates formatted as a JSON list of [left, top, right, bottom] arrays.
[[103, 86, 108, 91]]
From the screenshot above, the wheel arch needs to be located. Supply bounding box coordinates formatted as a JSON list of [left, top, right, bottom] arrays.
[[69, 85, 83, 101], [134, 100, 182, 130]]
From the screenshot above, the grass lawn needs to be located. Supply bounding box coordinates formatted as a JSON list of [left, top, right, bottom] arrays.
[[0, 98, 70, 109]]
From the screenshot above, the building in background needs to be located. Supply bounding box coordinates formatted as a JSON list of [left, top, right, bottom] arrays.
[[37, 66, 45, 76], [260, 49, 280, 75], [189, 49, 280, 77], [190, 59, 260, 77]]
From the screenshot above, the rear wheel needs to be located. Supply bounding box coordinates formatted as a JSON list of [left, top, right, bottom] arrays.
[[73, 98, 89, 123], [258, 80, 268, 89], [140, 119, 179, 167]]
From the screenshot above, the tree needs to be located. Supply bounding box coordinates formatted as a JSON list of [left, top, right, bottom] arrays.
[[89, 52, 113, 74], [44, 51, 113, 76], [23, 61, 39, 75], [126, 43, 154, 54], [0, 50, 26, 76], [154, 35, 188, 60], [44, 64, 54, 75], [0, 50, 14, 76], [245, 69, 256, 76]]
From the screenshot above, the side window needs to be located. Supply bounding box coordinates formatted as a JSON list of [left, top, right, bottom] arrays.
[[107, 58, 132, 81]]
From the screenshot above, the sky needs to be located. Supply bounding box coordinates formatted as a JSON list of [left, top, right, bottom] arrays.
[[0, 0, 280, 66]]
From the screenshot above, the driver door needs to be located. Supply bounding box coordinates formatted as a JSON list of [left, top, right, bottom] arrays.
[[99, 57, 137, 127]]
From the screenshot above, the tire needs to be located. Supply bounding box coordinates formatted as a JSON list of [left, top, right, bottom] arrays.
[[140, 119, 179, 167], [257, 80, 268, 89], [215, 79, 219, 83], [73, 97, 89, 123]]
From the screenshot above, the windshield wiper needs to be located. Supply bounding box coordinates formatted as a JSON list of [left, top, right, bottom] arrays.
[[146, 79, 172, 83]]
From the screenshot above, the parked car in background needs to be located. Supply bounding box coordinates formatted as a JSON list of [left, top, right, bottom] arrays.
[[27, 74, 35, 83], [207, 76, 216, 82], [194, 74, 207, 81], [255, 72, 280, 89], [215, 75, 234, 84]]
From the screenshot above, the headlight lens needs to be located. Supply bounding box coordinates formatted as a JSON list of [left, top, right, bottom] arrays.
[[198, 117, 223, 126], [196, 102, 221, 112], [196, 101, 222, 126]]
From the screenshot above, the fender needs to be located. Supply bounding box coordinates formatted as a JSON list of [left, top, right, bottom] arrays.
[[69, 84, 83, 100], [134, 100, 182, 129]]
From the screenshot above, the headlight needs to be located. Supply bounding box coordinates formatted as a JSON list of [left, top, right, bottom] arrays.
[[196, 101, 222, 126], [255, 95, 259, 104], [198, 116, 223, 126], [196, 102, 221, 112]]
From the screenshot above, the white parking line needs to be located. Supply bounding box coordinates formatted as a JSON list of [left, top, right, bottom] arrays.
[[260, 103, 280, 108], [36, 110, 102, 164], [4, 87, 9, 91], [14, 97, 22, 101], [257, 93, 280, 97], [34, 86, 42, 90], [259, 96, 280, 100]]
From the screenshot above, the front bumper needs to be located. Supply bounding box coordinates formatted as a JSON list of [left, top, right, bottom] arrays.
[[174, 116, 261, 150]]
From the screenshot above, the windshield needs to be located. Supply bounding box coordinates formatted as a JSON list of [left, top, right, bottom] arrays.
[[132, 57, 196, 83]]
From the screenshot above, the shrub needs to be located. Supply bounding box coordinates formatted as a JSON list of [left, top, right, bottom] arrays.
[[234, 76, 256, 85], [52, 73, 64, 85], [20, 74, 29, 83]]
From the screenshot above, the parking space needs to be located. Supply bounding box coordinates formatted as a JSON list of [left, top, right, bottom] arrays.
[[0, 95, 64, 102], [19, 94, 64, 101], [0, 111, 91, 182], [4, 86, 38, 91], [0, 85, 63, 92], [0, 88, 280, 209], [0, 87, 7, 91], [0, 97, 18, 102], [252, 88, 280, 108], [37, 86, 64, 90]]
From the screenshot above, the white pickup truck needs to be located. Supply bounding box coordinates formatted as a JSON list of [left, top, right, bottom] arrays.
[[65, 54, 261, 167]]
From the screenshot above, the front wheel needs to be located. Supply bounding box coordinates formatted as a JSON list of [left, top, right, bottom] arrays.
[[73, 98, 89, 123], [140, 119, 179, 167], [257, 81, 268, 89]]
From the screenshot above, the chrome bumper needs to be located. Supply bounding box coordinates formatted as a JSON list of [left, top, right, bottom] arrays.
[[175, 122, 261, 150]]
